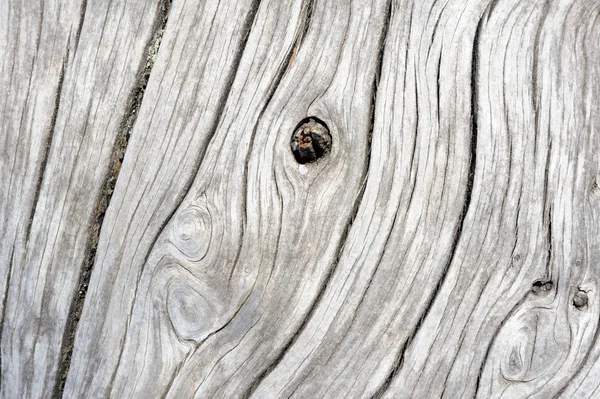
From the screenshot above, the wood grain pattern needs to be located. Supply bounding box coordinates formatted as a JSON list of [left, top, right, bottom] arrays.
[[2, 0, 600, 397], [0, 1, 82, 378], [0, 0, 160, 396], [63, 0, 265, 395]]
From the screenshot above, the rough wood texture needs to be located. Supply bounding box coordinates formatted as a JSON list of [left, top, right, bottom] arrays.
[[2, 0, 600, 397], [0, 0, 161, 396]]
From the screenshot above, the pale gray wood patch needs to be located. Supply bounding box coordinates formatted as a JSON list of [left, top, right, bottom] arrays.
[[0, 0, 83, 378], [63, 0, 266, 395], [0, 0, 86, 396], [1, 0, 600, 397], [0, 0, 161, 396]]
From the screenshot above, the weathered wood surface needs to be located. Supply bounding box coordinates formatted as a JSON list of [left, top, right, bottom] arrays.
[[1, 0, 600, 397], [1, 0, 164, 396]]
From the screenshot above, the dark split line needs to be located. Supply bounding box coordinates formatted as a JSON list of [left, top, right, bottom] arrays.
[[52, 1, 173, 397], [0, 45, 69, 382], [106, 0, 264, 393], [373, 9, 484, 398]]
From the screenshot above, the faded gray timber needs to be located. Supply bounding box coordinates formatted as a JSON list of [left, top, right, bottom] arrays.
[[1, 0, 600, 398]]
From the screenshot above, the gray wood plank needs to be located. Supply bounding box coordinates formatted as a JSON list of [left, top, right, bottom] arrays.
[[3, 0, 600, 396], [65, 0, 391, 396], [245, 0, 600, 397], [0, 0, 161, 396], [384, 0, 553, 396], [63, 0, 265, 396], [0, 0, 82, 366], [252, 0, 490, 396], [475, 2, 600, 398], [0, 1, 85, 396]]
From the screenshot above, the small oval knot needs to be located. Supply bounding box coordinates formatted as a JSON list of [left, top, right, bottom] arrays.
[[170, 202, 211, 262], [290, 117, 332, 164]]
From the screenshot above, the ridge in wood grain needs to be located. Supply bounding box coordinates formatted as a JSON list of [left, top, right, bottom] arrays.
[[0, 0, 162, 396], [53, 1, 174, 395], [64, 0, 266, 395]]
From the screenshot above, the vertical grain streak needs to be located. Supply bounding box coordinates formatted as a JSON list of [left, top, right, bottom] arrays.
[[24, 52, 68, 251], [543, 175, 553, 283], [531, 1, 550, 162], [436, 55, 441, 123], [244, 2, 394, 396], [0, 49, 68, 361], [102, 0, 263, 392], [51, 2, 174, 396], [372, 13, 484, 399], [0, 247, 15, 374], [73, 0, 88, 54], [228, 0, 309, 287]]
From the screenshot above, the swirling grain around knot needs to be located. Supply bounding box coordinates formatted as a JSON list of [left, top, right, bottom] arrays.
[[166, 275, 217, 343], [169, 201, 212, 262]]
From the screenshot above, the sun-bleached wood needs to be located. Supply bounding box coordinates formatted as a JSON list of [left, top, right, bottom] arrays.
[[2, 0, 600, 397], [0, 0, 160, 396], [63, 0, 267, 395]]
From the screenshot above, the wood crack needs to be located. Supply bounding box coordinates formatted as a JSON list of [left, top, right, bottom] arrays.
[[72, 0, 88, 54], [51, 1, 174, 396], [0, 247, 15, 375], [24, 52, 68, 252]]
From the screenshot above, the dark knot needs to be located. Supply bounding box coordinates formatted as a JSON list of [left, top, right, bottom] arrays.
[[290, 117, 332, 164]]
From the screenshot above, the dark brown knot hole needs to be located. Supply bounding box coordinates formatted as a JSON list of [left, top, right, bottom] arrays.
[[531, 280, 553, 295], [573, 290, 588, 310], [290, 117, 332, 164]]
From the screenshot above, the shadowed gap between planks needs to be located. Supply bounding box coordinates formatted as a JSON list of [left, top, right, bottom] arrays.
[[52, 0, 174, 396]]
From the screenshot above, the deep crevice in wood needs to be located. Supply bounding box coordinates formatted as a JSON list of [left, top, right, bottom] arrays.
[[373, 11, 483, 399], [244, 1, 394, 396], [51, 1, 173, 396], [73, 0, 88, 54], [298, 0, 315, 47]]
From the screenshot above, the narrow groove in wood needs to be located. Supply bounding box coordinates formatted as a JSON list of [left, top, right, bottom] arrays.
[[372, 13, 484, 399], [24, 53, 68, 254], [103, 0, 264, 392], [298, 0, 315, 47], [0, 50, 68, 367], [73, 0, 88, 54], [245, 2, 393, 396], [51, 2, 173, 396], [0, 247, 15, 375]]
